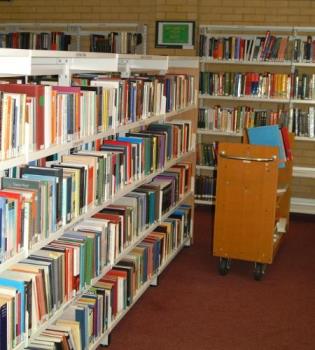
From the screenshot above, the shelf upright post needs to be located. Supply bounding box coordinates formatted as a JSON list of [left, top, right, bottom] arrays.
[[58, 58, 71, 86], [289, 26, 297, 134], [150, 276, 158, 286], [142, 24, 148, 55], [100, 334, 111, 347]]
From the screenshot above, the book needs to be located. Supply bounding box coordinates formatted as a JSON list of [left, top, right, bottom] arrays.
[[247, 125, 286, 168], [0, 84, 45, 151], [280, 127, 293, 161]]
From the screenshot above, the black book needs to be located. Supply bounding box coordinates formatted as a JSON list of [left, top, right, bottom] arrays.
[[0, 303, 7, 350]]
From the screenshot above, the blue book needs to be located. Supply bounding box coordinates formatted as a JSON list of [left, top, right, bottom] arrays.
[[247, 125, 286, 168], [75, 305, 88, 350], [0, 278, 25, 334], [129, 85, 135, 122]]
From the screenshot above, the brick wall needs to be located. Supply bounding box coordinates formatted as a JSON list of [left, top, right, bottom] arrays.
[[2, 0, 315, 55]]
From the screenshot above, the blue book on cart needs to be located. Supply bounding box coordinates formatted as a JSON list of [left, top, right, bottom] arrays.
[[247, 125, 286, 168]]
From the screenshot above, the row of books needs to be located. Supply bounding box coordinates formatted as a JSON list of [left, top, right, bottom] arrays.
[[0, 194, 192, 349], [90, 32, 143, 54], [72, 73, 195, 118], [198, 106, 315, 138], [198, 106, 289, 134], [25, 204, 191, 350], [0, 122, 192, 263], [291, 72, 315, 100], [199, 32, 291, 62], [195, 175, 216, 201], [0, 30, 143, 54], [199, 32, 315, 63], [52, 206, 191, 349], [0, 32, 71, 51], [290, 107, 315, 138], [0, 75, 195, 160], [197, 142, 218, 167], [0, 157, 192, 349], [199, 72, 291, 99], [293, 37, 315, 63]]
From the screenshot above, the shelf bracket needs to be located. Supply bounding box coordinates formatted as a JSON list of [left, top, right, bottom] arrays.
[[100, 334, 111, 347], [150, 276, 159, 287], [58, 59, 71, 85]]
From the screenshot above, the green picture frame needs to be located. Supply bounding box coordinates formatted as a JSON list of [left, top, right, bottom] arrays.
[[155, 21, 195, 49]]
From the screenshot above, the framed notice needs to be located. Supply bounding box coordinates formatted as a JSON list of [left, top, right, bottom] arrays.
[[155, 21, 195, 49]]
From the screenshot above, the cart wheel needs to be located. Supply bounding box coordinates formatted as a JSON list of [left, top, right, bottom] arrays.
[[253, 263, 267, 281], [218, 257, 231, 276]]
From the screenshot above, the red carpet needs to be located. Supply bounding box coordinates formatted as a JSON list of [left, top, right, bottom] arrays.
[[100, 207, 315, 350]]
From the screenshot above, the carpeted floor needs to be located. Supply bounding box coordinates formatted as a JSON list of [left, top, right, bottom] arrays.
[[100, 207, 315, 350]]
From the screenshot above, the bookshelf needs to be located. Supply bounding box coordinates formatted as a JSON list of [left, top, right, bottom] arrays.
[[0, 49, 198, 349], [0, 22, 147, 54], [197, 24, 315, 214]]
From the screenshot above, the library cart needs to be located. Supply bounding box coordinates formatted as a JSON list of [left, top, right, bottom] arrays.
[[213, 137, 293, 280]]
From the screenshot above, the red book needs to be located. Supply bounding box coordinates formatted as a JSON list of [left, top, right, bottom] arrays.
[[35, 271, 47, 319], [213, 39, 224, 60], [240, 39, 245, 60], [261, 31, 271, 60], [280, 127, 293, 161], [95, 139, 101, 151], [245, 73, 252, 95], [51, 32, 57, 50], [217, 39, 224, 60], [266, 36, 276, 60], [0, 84, 45, 150], [93, 212, 121, 224]]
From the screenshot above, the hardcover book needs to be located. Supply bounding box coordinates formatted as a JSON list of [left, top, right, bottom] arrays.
[[247, 125, 286, 168]]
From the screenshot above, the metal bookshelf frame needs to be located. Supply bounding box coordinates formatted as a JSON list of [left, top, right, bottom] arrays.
[[0, 49, 199, 349]]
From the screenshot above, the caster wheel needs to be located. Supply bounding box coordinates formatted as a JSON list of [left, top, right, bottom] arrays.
[[253, 263, 267, 281], [218, 257, 231, 276]]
